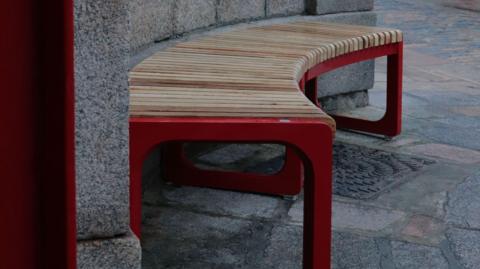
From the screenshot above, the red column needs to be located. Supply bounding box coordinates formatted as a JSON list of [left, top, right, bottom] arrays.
[[0, 0, 76, 268]]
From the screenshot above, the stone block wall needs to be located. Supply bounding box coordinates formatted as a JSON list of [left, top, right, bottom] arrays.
[[129, 0, 174, 54], [307, 0, 374, 15], [75, 0, 377, 268], [129, 0, 307, 54], [218, 0, 265, 24]]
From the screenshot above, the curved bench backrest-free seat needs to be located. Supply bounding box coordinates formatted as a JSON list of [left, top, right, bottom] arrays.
[[130, 21, 402, 129], [129, 21, 403, 269]]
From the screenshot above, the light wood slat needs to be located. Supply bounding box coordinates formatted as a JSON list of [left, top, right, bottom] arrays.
[[131, 93, 307, 100], [129, 21, 402, 127], [130, 86, 303, 95]]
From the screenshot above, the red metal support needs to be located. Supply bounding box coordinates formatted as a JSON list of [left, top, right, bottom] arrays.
[[129, 41, 403, 269], [130, 117, 333, 269], [325, 43, 404, 137], [305, 77, 319, 107], [163, 143, 303, 195], [156, 42, 403, 197], [37, 0, 77, 268]]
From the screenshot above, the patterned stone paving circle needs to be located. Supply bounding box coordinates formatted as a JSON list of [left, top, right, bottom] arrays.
[[332, 142, 435, 200]]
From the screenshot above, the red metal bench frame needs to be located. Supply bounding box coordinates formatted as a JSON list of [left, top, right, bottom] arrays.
[[130, 118, 333, 268], [129, 42, 402, 269], [159, 42, 403, 196]]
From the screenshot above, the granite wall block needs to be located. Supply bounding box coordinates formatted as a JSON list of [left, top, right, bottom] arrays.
[[217, 0, 265, 24], [307, 0, 374, 15], [129, 0, 174, 54], [267, 0, 305, 16], [315, 12, 377, 101], [74, 0, 131, 240], [320, 90, 369, 112], [174, 0, 216, 34]]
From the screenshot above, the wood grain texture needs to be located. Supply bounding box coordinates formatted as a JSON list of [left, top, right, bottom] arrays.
[[129, 21, 403, 130]]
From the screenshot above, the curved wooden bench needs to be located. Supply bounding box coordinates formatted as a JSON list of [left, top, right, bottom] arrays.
[[129, 21, 403, 269]]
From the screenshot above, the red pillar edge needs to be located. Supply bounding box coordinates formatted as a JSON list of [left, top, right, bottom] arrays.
[[64, 0, 77, 267], [0, 0, 76, 268], [37, 0, 77, 267]]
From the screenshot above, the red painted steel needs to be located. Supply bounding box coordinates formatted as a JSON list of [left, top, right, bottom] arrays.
[[163, 143, 303, 195], [305, 43, 400, 81], [309, 43, 404, 137], [158, 42, 403, 197], [129, 40, 403, 269], [0, 2, 39, 267], [0, 0, 76, 268], [129, 117, 333, 269], [37, 0, 77, 268]]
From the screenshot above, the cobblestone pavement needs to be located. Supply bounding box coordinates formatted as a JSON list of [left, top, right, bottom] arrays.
[[142, 1, 480, 268]]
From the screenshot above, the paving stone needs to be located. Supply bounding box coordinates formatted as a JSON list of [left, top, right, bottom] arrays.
[[332, 202, 407, 232], [129, 0, 174, 54], [245, 155, 285, 174], [142, 147, 162, 190], [75, 0, 131, 240], [289, 199, 407, 232], [264, 225, 303, 269], [217, 0, 265, 23], [193, 143, 285, 173], [400, 215, 444, 243], [451, 106, 480, 117], [173, 0, 216, 34], [403, 48, 449, 67], [396, 89, 480, 127], [197, 144, 283, 165], [376, 0, 480, 67], [266, 227, 385, 269], [161, 186, 280, 218], [391, 241, 448, 269], [383, 137, 421, 148], [446, 228, 480, 269], [432, 63, 480, 85], [335, 127, 386, 145], [77, 232, 141, 269], [446, 172, 480, 229], [287, 194, 304, 224], [405, 143, 480, 164], [142, 206, 267, 269], [412, 123, 480, 151], [332, 232, 382, 269], [307, 0, 374, 15], [373, 162, 472, 219], [443, 0, 480, 12], [266, 0, 305, 17]]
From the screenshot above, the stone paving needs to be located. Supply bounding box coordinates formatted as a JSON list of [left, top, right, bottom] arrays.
[[141, 0, 480, 268]]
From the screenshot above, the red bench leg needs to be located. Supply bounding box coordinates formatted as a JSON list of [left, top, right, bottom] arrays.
[[145, 44, 403, 199], [326, 43, 403, 137], [162, 143, 303, 196], [129, 118, 332, 268]]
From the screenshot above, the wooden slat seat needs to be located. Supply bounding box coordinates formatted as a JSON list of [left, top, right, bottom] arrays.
[[129, 21, 403, 131]]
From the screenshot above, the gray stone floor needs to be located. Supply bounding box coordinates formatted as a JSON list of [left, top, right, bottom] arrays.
[[141, 0, 480, 268]]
